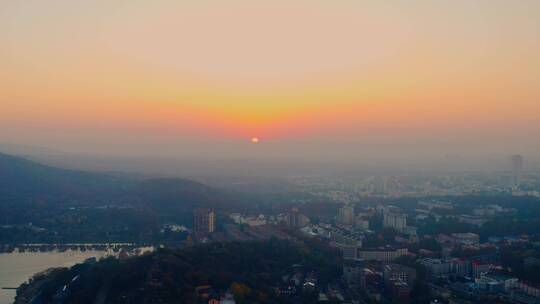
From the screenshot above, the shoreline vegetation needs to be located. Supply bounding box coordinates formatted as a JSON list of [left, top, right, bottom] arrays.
[[14, 239, 342, 304], [0, 243, 154, 254]]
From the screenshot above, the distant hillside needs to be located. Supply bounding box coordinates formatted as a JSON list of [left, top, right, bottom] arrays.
[[0, 152, 233, 206], [0, 152, 132, 201], [0, 153, 261, 234], [133, 178, 258, 223]]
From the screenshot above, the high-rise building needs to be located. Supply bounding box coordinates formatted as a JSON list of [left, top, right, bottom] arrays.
[[343, 260, 364, 287], [373, 176, 388, 194], [355, 216, 370, 230], [286, 208, 309, 228], [511, 155, 524, 188], [194, 208, 215, 235], [373, 176, 398, 195], [330, 228, 363, 259], [419, 258, 452, 280], [450, 258, 471, 278], [472, 260, 492, 279], [338, 204, 355, 226], [383, 212, 407, 232]]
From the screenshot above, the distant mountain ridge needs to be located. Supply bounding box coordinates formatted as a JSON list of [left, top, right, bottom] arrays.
[[0, 152, 133, 200], [0, 152, 301, 244], [0, 152, 246, 211]]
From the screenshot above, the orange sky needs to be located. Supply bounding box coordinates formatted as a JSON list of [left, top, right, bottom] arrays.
[[1, 0, 539, 158]]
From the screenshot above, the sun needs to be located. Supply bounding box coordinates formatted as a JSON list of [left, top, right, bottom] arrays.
[[251, 137, 260, 144]]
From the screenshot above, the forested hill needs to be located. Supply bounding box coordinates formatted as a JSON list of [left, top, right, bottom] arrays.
[[0, 152, 132, 201], [15, 239, 342, 304], [0, 152, 238, 208], [0, 153, 258, 242]]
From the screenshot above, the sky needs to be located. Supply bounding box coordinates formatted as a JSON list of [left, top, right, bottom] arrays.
[[1, 0, 539, 163]]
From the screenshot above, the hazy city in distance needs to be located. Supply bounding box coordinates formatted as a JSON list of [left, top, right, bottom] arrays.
[[1, 1, 540, 304]]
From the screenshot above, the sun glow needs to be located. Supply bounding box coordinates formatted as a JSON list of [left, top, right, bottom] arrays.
[[0, 1, 539, 152]]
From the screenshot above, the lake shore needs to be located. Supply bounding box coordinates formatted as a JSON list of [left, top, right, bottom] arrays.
[[0, 246, 154, 303]]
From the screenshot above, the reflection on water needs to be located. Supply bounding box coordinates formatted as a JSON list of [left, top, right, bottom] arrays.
[[0, 247, 152, 304]]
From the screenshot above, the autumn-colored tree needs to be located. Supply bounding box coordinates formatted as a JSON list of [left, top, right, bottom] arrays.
[[231, 282, 251, 304]]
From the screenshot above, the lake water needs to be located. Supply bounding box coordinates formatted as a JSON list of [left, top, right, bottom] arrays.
[[0, 250, 114, 304]]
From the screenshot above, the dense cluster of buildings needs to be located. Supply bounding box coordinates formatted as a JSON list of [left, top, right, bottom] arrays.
[[216, 171, 540, 304], [290, 198, 540, 304], [288, 155, 540, 200]]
